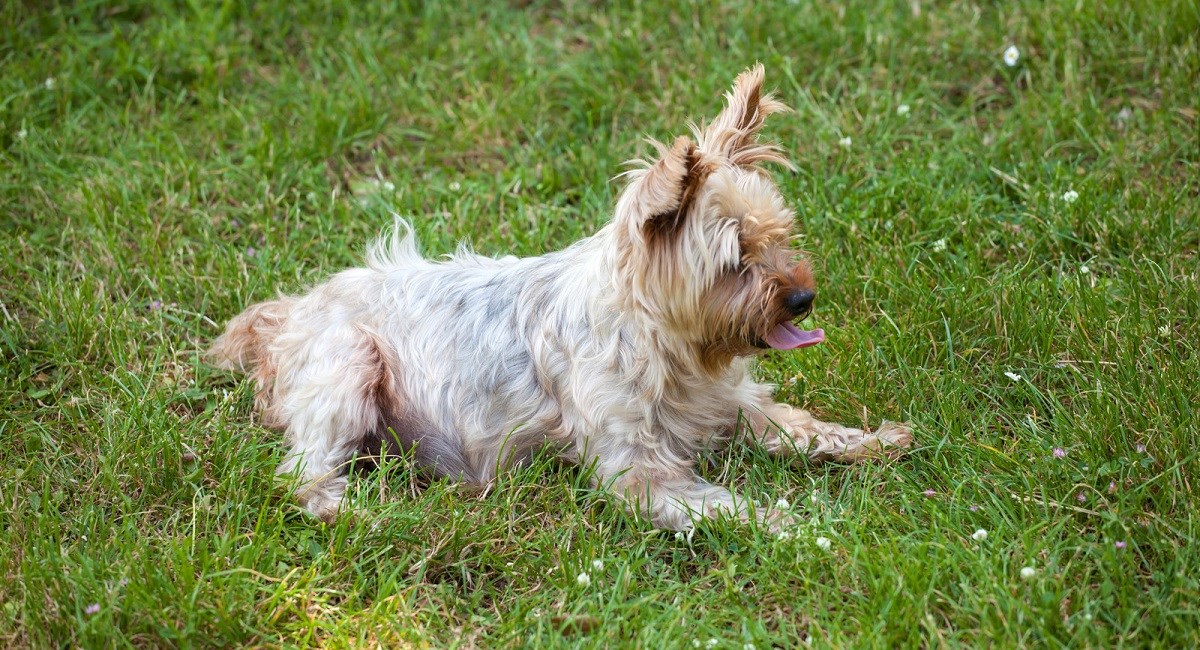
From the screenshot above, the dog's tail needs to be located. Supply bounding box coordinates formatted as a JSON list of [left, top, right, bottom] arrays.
[[208, 296, 297, 426], [207, 296, 296, 374]]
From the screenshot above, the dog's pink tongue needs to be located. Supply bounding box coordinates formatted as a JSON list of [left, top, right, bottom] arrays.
[[765, 322, 825, 350]]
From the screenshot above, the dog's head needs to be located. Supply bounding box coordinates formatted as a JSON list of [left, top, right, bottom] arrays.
[[613, 64, 821, 370]]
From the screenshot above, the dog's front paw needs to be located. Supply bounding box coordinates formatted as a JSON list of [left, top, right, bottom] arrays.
[[864, 421, 913, 457]]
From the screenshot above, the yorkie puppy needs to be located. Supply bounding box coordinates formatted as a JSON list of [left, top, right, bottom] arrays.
[[210, 65, 911, 530]]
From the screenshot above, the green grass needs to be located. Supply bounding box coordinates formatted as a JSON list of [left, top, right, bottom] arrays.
[[2, 0, 1199, 646]]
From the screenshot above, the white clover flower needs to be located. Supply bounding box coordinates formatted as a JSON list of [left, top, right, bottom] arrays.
[[838, 136, 852, 148], [1158, 325, 1171, 337], [576, 572, 591, 587], [1061, 189, 1079, 203], [44, 77, 55, 90], [382, 180, 396, 191], [1003, 46, 1020, 67], [591, 559, 604, 571], [776, 530, 793, 541], [972, 528, 988, 541], [449, 181, 462, 191], [1004, 371, 1022, 382], [1079, 264, 1091, 275], [706, 639, 720, 649], [897, 104, 910, 116], [815, 536, 832, 550], [675, 531, 686, 542], [16, 128, 27, 140], [1020, 566, 1037, 580], [744, 644, 756, 650], [775, 498, 790, 509], [932, 238, 947, 252]]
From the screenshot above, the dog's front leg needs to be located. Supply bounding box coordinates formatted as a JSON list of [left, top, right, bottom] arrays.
[[743, 400, 912, 462], [593, 455, 780, 531]]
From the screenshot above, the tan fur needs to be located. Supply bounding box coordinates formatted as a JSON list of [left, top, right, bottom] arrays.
[[695, 64, 794, 169], [208, 296, 296, 427]]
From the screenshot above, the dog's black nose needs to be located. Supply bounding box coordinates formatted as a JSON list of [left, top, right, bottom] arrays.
[[784, 289, 815, 316]]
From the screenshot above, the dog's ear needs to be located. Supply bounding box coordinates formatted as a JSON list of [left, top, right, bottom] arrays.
[[629, 135, 716, 243], [700, 64, 792, 168]]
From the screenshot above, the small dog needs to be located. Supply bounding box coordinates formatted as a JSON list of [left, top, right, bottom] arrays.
[[210, 65, 911, 530]]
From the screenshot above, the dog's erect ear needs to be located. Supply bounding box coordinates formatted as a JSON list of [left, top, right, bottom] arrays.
[[699, 64, 792, 168], [630, 135, 716, 242]]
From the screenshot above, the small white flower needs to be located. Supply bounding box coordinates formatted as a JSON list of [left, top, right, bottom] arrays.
[[744, 644, 756, 650], [576, 572, 591, 587], [1003, 45, 1020, 67], [693, 641, 702, 649], [1079, 264, 1091, 275], [815, 536, 832, 550], [775, 498, 790, 509], [44, 77, 55, 90], [1158, 325, 1171, 337], [382, 180, 395, 192], [449, 181, 462, 191], [931, 238, 947, 252], [776, 530, 793, 541], [972, 528, 988, 541], [1020, 566, 1037, 580], [675, 531, 686, 542], [838, 136, 852, 148], [591, 559, 604, 571], [1061, 189, 1079, 203], [16, 128, 27, 140], [706, 639, 720, 649], [809, 491, 820, 504], [897, 104, 910, 116], [1004, 371, 1022, 382]]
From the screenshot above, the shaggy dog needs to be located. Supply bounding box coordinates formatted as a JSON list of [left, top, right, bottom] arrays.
[[210, 65, 911, 530]]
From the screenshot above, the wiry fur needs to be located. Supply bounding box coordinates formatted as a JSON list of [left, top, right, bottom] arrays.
[[209, 65, 912, 529]]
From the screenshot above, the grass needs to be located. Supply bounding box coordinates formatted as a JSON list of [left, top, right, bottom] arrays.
[[2, 0, 1198, 646]]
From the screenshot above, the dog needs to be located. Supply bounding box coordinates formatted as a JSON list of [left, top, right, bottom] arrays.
[[209, 65, 912, 531]]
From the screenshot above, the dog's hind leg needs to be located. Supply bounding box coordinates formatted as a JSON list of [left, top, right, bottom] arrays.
[[743, 400, 912, 462], [272, 325, 398, 522]]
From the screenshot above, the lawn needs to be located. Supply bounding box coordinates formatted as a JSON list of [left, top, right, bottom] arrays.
[[2, 0, 1198, 647]]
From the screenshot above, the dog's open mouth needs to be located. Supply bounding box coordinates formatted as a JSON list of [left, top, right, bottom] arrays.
[[764, 320, 825, 350]]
